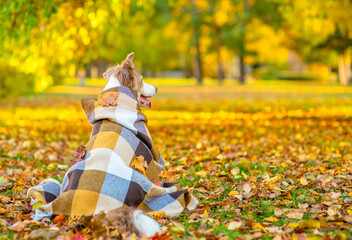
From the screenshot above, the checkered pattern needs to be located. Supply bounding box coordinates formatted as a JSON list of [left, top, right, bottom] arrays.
[[28, 86, 198, 217]]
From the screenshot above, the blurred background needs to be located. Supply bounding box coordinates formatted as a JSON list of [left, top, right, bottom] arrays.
[[0, 0, 351, 97]]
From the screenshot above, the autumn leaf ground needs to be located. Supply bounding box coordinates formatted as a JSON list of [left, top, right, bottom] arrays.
[[0, 82, 352, 239]]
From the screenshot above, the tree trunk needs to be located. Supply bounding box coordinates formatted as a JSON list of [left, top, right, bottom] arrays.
[[216, 38, 225, 85], [191, 0, 202, 85], [338, 53, 347, 86], [194, 24, 202, 85], [239, 55, 245, 85], [345, 49, 351, 85], [237, 0, 248, 85]]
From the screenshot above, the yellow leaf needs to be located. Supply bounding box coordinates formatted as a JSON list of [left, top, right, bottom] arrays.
[[300, 177, 308, 186], [306, 236, 322, 240], [253, 222, 268, 233], [280, 162, 288, 168], [242, 172, 248, 180], [130, 156, 148, 176], [146, 210, 165, 219], [17, 178, 25, 185], [196, 170, 207, 177], [263, 216, 278, 222], [319, 166, 326, 173], [229, 191, 239, 196], [287, 222, 299, 228], [339, 141, 350, 147], [204, 209, 209, 217], [347, 209, 352, 216], [295, 133, 303, 140], [31, 201, 43, 211], [299, 219, 321, 229], [13, 186, 23, 193], [269, 176, 279, 183], [47, 163, 56, 171]]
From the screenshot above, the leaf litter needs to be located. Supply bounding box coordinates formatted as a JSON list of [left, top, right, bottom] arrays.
[[0, 91, 352, 239]]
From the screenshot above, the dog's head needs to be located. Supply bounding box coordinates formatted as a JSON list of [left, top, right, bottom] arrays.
[[103, 52, 158, 108]]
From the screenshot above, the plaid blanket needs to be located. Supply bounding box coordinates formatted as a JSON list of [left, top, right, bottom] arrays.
[[27, 86, 198, 218]]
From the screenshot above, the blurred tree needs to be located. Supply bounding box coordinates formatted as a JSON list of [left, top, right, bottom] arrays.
[[220, 0, 283, 84], [170, 0, 207, 84], [206, 0, 226, 85], [279, 0, 352, 85], [0, 0, 185, 90], [1, 0, 351, 93], [317, 0, 352, 85], [191, 0, 203, 85]]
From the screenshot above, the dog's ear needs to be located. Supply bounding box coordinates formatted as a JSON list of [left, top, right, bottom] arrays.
[[126, 52, 134, 63], [116, 53, 135, 88], [122, 52, 134, 68]]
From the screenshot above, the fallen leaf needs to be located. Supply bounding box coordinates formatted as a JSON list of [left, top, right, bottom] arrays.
[[0, 177, 7, 184], [274, 207, 285, 217], [203, 209, 209, 217], [98, 92, 119, 107], [131, 156, 148, 176], [299, 219, 321, 229], [146, 211, 165, 219], [330, 192, 341, 200], [26, 228, 57, 240], [263, 216, 278, 222], [243, 183, 252, 194], [287, 222, 299, 228], [188, 212, 200, 220], [300, 177, 308, 186], [231, 168, 240, 176], [228, 221, 242, 230], [287, 211, 304, 220], [327, 207, 337, 216], [287, 193, 292, 200], [10, 221, 26, 231], [140, 233, 148, 240], [70, 145, 87, 165], [196, 170, 207, 177], [347, 209, 352, 216], [234, 194, 243, 201], [253, 222, 268, 233], [229, 190, 239, 196], [53, 214, 66, 224]]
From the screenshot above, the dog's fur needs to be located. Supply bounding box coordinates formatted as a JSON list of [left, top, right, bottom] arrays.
[[103, 52, 157, 108], [101, 53, 160, 237]]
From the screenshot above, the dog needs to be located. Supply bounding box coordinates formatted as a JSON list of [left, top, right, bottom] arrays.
[[102, 53, 157, 108], [27, 53, 198, 237]]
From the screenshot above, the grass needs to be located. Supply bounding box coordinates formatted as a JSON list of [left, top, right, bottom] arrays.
[[0, 80, 352, 239]]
